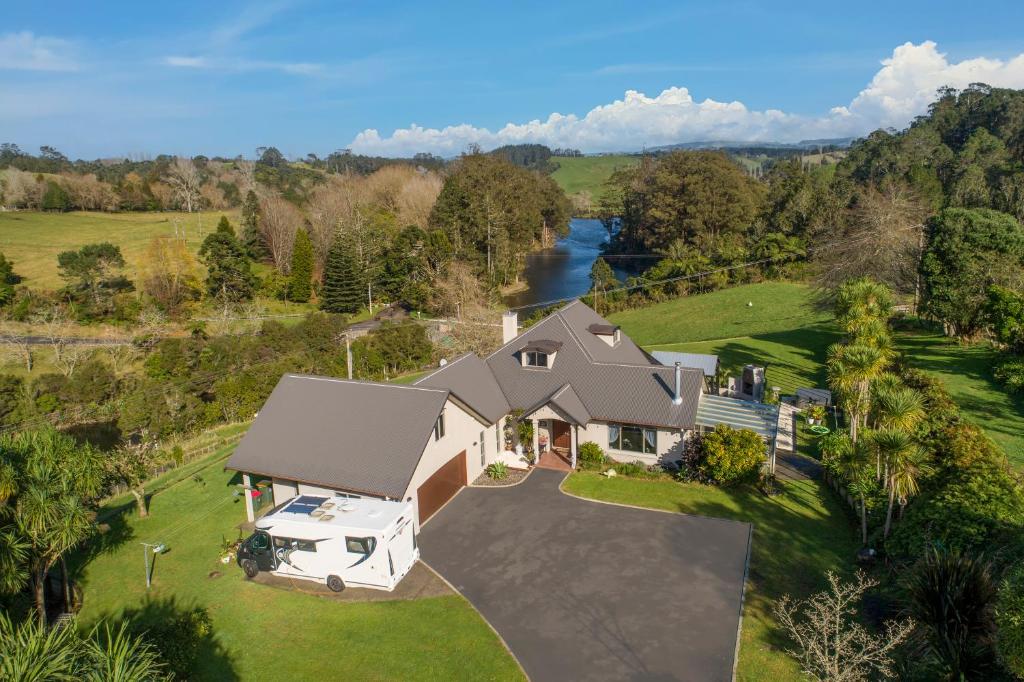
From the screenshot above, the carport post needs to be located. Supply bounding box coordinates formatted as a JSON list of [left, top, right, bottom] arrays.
[[242, 473, 255, 523], [532, 419, 540, 459]]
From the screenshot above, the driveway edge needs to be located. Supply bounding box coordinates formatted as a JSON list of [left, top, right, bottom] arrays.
[[732, 524, 754, 681], [417, 560, 531, 681]]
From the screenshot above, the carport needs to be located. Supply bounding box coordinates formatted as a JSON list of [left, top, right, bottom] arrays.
[[420, 469, 751, 682]]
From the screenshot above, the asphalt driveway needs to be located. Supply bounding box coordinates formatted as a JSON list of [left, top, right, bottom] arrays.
[[419, 469, 752, 682]]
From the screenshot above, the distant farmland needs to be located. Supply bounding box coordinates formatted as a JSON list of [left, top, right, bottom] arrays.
[[550, 155, 639, 202], [0, 210, 238, 289]]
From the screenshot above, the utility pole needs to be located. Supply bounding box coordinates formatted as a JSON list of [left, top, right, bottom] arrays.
[[367, 282, 373, 315]]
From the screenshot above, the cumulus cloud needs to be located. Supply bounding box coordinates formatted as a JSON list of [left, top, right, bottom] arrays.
[[0, 31, 78, 71], [350, 41, 1024, 157]]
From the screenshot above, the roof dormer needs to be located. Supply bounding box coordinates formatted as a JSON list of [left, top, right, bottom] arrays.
[[588, 323, 621, 347], [519, 340, 562, 369]]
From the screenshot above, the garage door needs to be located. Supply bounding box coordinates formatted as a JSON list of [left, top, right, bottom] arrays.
[[417, 451, 466, 523]]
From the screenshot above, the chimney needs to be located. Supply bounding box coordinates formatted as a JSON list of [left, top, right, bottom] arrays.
[[502, 311, 519, 344], [672, 362, 683, 405]]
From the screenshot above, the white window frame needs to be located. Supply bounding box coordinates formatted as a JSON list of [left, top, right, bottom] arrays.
[[434, 411, 446, 440]]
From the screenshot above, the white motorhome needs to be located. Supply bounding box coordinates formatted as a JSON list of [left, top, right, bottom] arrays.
[[237, 494, 418, 592]]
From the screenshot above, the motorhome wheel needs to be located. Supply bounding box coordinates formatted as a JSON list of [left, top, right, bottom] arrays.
[[241, 559, 258, 578], [326, 575, 346, 592]]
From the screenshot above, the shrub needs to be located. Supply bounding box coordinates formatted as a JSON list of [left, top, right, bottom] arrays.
[[486, 462, 508, 480], [993, 357, 1024, 394], [807, 404, 827, 422], [693, 424, 766, 486], [138, 606, 213, 680], [577, 441, 605, 465], [996, 565, 1024, 677]]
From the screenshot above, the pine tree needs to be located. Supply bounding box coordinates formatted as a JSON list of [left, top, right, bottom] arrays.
[[320, 239, 363, 313], [215, 215, 235, 236], [288, 229, 314, 303], [198, 229, 258, 302], [240, 190, 268, 260]]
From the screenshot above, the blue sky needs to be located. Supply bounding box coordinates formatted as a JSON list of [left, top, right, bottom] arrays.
[[3, 1, 1024, 158]]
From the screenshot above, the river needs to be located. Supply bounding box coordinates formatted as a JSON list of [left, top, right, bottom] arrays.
[[504, 218, 629, 311]]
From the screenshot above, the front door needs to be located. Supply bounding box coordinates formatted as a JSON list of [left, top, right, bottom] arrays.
[[552, 421, 571, 449]]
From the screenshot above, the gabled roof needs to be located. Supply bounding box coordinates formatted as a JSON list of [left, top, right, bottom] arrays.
[[415, 353, 510, 424], [226, 374, 449, 499], [524, 383, 591, 426], [485, 300, 703, 429], [651, 351, 720, 378]]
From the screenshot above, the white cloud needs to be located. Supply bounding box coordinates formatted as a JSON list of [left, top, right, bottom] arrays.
[[350, 41, 1024, 156], [0, 31, 78, 71], [162, 55, 322, 75]]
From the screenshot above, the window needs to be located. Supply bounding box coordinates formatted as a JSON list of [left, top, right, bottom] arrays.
[[480, 431, 486, 466], [526, 351, 548, 367], [434, 411, 445, 440], [608, 423, 657, 454], [250, 532, 269, 551], [271, 537, 317, 552], [334, 492, 362, 499], [346, 536, 376, 555]]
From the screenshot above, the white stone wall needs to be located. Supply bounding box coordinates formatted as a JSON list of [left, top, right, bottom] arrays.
[[580, 421, 690, 466]]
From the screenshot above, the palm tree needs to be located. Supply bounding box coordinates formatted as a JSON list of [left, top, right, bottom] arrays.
[[827, 343, 888, 444], [904, 547, 999, 680], [0, 612, 165, 681], [873, 385, 926, 432], [839, 442, 875, 546], [834, 277, 894, 332], [1, 428, 104, 625], [873, 429, 931, 538]]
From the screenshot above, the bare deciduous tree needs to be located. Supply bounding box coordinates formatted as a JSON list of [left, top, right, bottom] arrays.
[[259, 195, 302, 271], [0, 336, 33, 372], [166, 157, 202, 213], [814, 183, 929, 298], [774, 571, 914, 682]]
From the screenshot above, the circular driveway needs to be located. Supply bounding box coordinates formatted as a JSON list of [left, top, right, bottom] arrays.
[[420, 469, 752, 682]]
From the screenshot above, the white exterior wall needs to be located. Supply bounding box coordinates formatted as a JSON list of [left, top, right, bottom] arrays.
[[402, 397, 493, 528], [271, 478, 298, 506], [580, 421, 690, 466]]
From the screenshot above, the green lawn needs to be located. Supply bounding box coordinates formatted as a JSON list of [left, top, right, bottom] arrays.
[[550, 155, 638, 198], [74, 447, 522, 681], [895, 329, 1024, 468], [611, 282, 839, 395], [0, 210, 238, 289], [562, 473, 858, 681]]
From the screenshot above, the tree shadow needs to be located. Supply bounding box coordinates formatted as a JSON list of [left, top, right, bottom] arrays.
[[89, 594, 239, 681]]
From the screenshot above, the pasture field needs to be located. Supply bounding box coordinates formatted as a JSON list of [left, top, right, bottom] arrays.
[[550, 155, 638, 199], [0, 210, 238, 289]]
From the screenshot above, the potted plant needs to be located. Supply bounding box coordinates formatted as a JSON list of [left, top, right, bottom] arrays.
[[807, 404, 826, 426]]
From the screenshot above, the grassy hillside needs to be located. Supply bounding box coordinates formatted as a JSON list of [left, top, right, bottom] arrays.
[[550, 155, 638, 198], [610, 281, 1024, 467], [0, 210, 238, 289]]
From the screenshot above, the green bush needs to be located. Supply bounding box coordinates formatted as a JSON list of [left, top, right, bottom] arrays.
[[485, 462, 508, 480], [693, 424, 766, 486], [577, 441, 605, 465], [993, 357, 1024, 394], [139, 606, 213, 680], [997, 565, 1024, 677], [609, 460, 661, 479]]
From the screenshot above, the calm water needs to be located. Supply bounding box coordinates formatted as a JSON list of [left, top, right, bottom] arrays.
[[504, 218, 628, 311]]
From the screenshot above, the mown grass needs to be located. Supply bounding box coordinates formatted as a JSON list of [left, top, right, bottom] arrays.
[[550, 155, 638, 199], [0, 210, 238, 289], [74, 446, 523, 681], [562, 472, 858, 681], [611, 282, 838, 395], [895, 328, 1024, 468]]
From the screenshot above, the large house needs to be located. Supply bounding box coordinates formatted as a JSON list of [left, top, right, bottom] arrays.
[[226, 300, 778, 528]]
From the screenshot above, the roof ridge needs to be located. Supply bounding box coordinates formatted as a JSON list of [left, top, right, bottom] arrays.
[[284, 374, 449, 395], [412, 352, 476, 385]]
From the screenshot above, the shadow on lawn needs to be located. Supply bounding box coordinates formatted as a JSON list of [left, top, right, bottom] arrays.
[[711, 324, 839, 392], [91, 595, 239, 681]]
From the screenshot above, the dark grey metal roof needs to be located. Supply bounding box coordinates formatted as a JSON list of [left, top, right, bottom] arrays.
[[587, 323, 619, 335], [548, 384, 591, 426], [225, 374, 449, 499], [651, 351, 720, 378], [415, 353, 510, 424], [487, 300, 703, 429], [521, 339, 563, 354]]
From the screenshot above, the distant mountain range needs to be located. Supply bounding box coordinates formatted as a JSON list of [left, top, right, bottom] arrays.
[[643, 137, 854, 153]]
